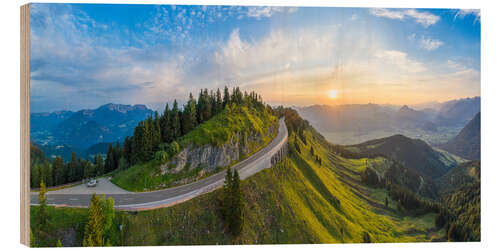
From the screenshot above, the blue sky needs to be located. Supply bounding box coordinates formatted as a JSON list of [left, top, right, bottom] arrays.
[[30, 4, 480, 112]]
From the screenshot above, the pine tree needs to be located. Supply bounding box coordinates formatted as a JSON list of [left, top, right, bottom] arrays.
[[160, 103, 172, 143], [210, 89, 217, 116], [67, 152, 78, 182], [171, 100, 181, 139], [38, 180, 48, 230], [31, 164, 41, 188], [104, 144, 114, 173], [232, 87, 243, 105], [82, 194, 115, 246], [41, 162, 53, 187], [132, 122, 145, 162], [197, 89, 205, 123], [223, 86, 230, 107], [152, 111, 161, 150], [216, 88, 223, 113], [83, 160, 94, 179], [94, 154, 104, 176], [182, 93, 197, 134], [113, 142, 122, 170], [222, 168, 232, 220], [143, 117, 153, 161], [230, 169, 244, 236], [76, 158, 85, 181], [385, 196, 389, 208], [83, 194, 105, 247], [101, 196, 115, 241], [201, 89, 212, 122]]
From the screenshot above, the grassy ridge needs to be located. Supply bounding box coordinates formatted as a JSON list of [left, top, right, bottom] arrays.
[[32, 120, 441, 246], [111, 104, 278, 192], [180, 104, 277, 147]]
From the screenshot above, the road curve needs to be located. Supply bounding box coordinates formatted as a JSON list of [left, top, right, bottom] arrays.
[[30, 118, 288, 211]]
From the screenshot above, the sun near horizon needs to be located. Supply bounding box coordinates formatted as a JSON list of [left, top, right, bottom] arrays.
[[328, 89, 338, 99]]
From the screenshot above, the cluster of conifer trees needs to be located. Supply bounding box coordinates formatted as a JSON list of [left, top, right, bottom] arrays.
[[435, 182, 480, 241], [123, 86, 265, 165], [358, 161, 441, 215], [386, 183, 441, 215], [30, 150, 106, 188], [360, 166, 381, 187]]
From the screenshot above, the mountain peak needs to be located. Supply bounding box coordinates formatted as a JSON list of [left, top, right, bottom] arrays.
[[399, 105, 413, 112], [97, 103, 149, 113]]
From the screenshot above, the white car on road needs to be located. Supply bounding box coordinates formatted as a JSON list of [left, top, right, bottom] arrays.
[[86, 179, 97, 187]]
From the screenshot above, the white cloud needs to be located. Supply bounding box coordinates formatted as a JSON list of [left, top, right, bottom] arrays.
[[246, 6, 298, 19], [405, 9, 440, 27], [419, 36, 444, 51], [369, 8, 440, 27], [374, 50, 427, 73], [369, 8, 405, 20], [454, 9, 480, 22], [214, 27, 339, 83]]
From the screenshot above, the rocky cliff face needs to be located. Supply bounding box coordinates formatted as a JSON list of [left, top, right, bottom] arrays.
[[160, 123, 278, 175]]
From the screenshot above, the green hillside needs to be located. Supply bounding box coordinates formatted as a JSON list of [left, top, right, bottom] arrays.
[[440, 182, 480, 241], [111, 104, 278, 191], [437, 161, 480, 195], [179, 103, 277, 147], [31, 109, 447, 247], [345, 134, 461, 179]]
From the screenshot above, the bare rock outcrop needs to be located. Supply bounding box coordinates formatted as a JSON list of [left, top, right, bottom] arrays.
[[160, 123, 277, 175]]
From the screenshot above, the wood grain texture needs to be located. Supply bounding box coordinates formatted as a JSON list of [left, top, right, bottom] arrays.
[[20, 3, 30, 247]]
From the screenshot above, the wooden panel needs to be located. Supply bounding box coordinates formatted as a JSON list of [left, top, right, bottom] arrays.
[[20, 3, 30, 247]]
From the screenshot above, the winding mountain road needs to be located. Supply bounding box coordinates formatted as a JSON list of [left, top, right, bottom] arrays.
[[30, 118, 288, 211]]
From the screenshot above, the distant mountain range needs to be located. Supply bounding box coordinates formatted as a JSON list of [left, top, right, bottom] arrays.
[[434, 97, 480, 126], [31, 103, 154, 159], [439, 112, 480, 160], [296, 96, 480, 145]]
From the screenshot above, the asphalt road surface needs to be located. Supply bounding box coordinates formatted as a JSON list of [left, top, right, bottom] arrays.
[[30, 118, 288, 211]]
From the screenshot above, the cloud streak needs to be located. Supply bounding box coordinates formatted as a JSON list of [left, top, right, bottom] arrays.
[[369, 8, 440, 27], [246, 6, 298, 19], [419, 36, 444, 51], [454, 9, 480, 23]]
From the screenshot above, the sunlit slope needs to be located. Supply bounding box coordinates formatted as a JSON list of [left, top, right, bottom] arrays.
[[120, 124, 436, 245]]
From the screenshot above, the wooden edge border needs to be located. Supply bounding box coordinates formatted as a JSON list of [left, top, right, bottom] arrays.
[[20, 3, 30, 247]]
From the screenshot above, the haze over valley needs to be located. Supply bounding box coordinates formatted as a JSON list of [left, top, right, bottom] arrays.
[[296, 96, 479, 146]]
